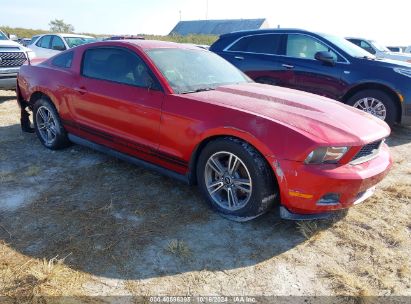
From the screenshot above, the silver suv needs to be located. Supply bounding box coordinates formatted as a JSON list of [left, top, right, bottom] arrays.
[[0, 30, 35, 90]]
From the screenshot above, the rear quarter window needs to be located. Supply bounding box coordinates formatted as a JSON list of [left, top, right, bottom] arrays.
[[228, 34, 283, 55], [51, 51, 74, 68]]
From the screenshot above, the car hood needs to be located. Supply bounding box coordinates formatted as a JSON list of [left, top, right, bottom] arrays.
[[357, 56, 411, 68], [0, 39, 31, 52], [192, 83, 390, 145], [0, 39, 22, 48], [378, 51, 411, 62]]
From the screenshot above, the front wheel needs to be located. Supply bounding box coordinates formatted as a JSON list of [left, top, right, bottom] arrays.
[[196, 137, 278, 221], [346, 89, 398, 126]]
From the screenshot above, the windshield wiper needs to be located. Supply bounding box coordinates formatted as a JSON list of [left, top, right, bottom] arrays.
[[358, 55, 374, 60], [181, 87, 216, 94]]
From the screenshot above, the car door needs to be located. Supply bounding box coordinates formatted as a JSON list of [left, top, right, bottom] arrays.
[[50, 35, 67, 54], [283, 33, 346, 99], [68, 46, 164, 159], [216, 34, 294, 87], [31, 35, 52, 58]]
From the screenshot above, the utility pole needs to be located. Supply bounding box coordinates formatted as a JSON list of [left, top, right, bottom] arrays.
[[179, 10, 182, 21], [206, 0, 209, 20]]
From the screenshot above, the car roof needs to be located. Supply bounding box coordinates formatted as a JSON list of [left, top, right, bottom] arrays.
[[58, 33, 94, 38], [89, 39, 203, 51], [219, 28, 312, 37], [37, 33, 94, 38], [346, 37, 368, 40]]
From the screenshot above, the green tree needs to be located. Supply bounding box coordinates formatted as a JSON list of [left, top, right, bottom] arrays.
[[48, 19, 74, 33]]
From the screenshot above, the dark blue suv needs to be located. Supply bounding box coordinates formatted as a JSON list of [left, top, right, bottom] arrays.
[[210, 29, 411, 126]]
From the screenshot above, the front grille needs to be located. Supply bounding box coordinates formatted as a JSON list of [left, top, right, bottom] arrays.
[[350, 140, 382, 164], [0, 52, 27, 68]]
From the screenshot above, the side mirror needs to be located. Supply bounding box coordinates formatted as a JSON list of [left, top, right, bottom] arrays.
[[52, 45, 66, 51], [315, 51, 335, 66]]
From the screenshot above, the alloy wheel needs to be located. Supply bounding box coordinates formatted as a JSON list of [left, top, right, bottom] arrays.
[[204, 151, 252, 211], [36, 106, 58, 146], [353, 97, 387, 120]]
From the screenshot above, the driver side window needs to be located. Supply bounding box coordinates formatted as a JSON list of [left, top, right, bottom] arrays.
[[51, 36, 66, 51], [81, 47, 161, 90], [36, 35, 52, 49], [286, 34, 338, 61]]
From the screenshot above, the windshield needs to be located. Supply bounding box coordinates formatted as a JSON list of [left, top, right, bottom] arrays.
[[29, 36, 39, 44], [64, 37, 96, 48], [322, 34, 375, 58], [146, 48, 250, 94], [370, 40, 390, 52], [0, 31, 8, 40]]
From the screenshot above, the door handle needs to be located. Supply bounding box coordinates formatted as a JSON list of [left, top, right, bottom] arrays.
[[234, 56, 244, 60], [74, 87, 87, 95], [282, 64, 294, 69]]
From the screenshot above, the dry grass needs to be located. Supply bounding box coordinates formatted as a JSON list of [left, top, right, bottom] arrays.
[[0, 172, 15, 183], [25, 165, 41, 177], [296, 221, 321, 239], [297, 184, 411, 295], [0, 241, 88, 301], [166, 239, 192, 259]]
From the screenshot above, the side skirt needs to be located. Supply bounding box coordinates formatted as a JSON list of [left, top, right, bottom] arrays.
[[68, 134, 190, 184]]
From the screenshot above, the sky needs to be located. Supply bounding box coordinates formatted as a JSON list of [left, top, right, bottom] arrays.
[[1, 0, 409, 46]]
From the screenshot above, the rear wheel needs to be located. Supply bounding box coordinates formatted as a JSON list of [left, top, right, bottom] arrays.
[[196, 137, 278, 221], [346, 89, 398, 126], [33, 98, 70, 150]]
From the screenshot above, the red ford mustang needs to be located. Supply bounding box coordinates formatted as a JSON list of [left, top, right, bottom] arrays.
[[16, 40, 392, 221]]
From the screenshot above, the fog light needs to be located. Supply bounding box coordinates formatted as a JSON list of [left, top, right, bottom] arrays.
[[316, 193, 340, 206]]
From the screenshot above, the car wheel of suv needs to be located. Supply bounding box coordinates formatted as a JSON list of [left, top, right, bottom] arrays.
[[347, 89, 397, 126], [196, 137, 278, 221], [33, 98, 70, 150]]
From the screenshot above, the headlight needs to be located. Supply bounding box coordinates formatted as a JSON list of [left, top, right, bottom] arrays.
[[394, 67, 411, 78], [305, 147, 349, 164]]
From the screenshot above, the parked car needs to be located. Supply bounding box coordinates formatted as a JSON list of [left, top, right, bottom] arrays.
[[346, 37, 411, 63], [106, 35, 145, 40], [16, 40, 392, 221], [387, 46, 403, 53], [29, 33, 96, 58], [29, 35, 41, 45], [19, 38, 32, 47], [0, 29, 35, 90], [210, 29, 411, 126]]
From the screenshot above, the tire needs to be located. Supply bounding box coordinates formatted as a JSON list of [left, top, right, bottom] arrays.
[[196, 137, 278, 221], [346, 89, 398, 126], [33, 97, 70, 150]]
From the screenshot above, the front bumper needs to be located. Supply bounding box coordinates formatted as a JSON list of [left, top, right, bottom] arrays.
[[269, 144, 392, 215], [0, 73, 17, 90], [398, 86, 411, 125]]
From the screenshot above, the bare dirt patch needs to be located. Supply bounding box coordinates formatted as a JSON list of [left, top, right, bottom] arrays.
[[0, 90, 410, 300]]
